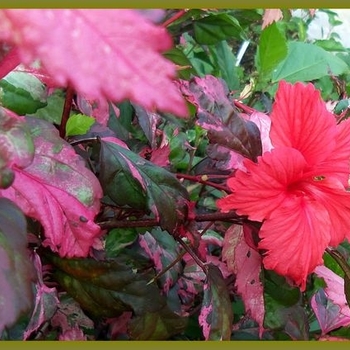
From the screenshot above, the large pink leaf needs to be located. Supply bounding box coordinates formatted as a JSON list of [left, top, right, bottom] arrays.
[[222, 224, 265, 337], [0, 117, 103, 257], [0, 9, 188, 117]]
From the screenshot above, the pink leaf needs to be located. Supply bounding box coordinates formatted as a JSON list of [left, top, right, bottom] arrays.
[[222, 224, 265, 337], [59, 326, 87, 341], [0, 9, 188, 117], [0, 117, 103, 257], [262, 9, 284, 29], [76, 95, 109, 127], [23, 251, 59, 340], [312, 265, 350, 334]]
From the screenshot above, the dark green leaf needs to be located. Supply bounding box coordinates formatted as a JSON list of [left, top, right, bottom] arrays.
[[199, 264, 233, 340], [0, 198, 36, 333], [272, 41, 349, 83], [46, 252, 166, 318], [105, 228, 139, 258], [128, 306, 188, 340], [194, 13, 244, 45], [257, 22, 287, 81], [263, 270, 301, 307], [163, 48, 198, 80], [0, 71, 47, 115], [99, 139, 189, 233]]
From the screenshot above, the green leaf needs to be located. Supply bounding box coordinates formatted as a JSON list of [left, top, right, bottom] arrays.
[[257, 22, 287, 81], [272, 41, 350, 83], [0, 198, 36, 333], [194, 13, 244, 45], [210, 41, 240, 90], [314, 38, 347, 52], [99, 139, 189, 233], [199, 264, 233, 340], [0, 71, 47, 115], [105, 228, 139, 258], [263, 270, 301, 307], [27, 89, 65, 124], [163, 48, 198, 80], [65, 114, 95, 137]]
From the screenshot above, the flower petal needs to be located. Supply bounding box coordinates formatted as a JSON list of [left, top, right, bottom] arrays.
[[259, 196, 331, 290], [217, 147, 307, 222], [300, 177, 350, 246], [270, 81, 337, 166], [317, 118, 350, 187]]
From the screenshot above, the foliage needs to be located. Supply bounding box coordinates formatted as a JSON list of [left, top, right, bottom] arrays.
[[1, 8, 350, 341]]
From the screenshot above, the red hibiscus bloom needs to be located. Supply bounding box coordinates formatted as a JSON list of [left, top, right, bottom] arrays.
[[217, 81, 350, 290]]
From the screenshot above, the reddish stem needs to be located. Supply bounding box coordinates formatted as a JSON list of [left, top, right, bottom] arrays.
[[98, 211, 244, 230], [233, 99, 256, 114], [176, 173, 231, 193], [161, 9, 187, 27], [59, 85, 75, 138], [0, 47, 21, 79]]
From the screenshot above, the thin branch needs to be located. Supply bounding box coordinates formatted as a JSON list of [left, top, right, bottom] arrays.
[[176, 173, 232, 193], [162, 9, 188, 27], [98, 211, 244, 230], [59, 85, 75, 139]]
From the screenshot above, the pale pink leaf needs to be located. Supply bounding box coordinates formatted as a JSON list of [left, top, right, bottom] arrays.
[[312, 265, 350, 334], [76, 95, 109, 127], [0, 117, 103, 257], [222, 224, 265, 337], [59, 326, 87, 341], [0, 9, 188, 117], [23, 251, 59, 340], [262, 9, 284, 29]]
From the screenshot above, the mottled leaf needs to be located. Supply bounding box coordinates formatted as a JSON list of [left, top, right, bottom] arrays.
[[46, 252, 167, 319], [128, 306, 188, 340], [0, 71, 47, 115], [133, 104, 160, 149], [312, 265, 350, 334], [0, 10, 188, 117], [177, 75, 262, 162], [0, 117, 103, 257], [99, 138, 189, 233], [326, 248, 350, 307], [138, 228, 182, 293], [50, 293, 94, 340], [0, 108, 34, 188], [23, 252, 59, 340], [0, 198, 36, 333], [198, 264, 233, 340], [105, 228, 139, 258], [222, 224, 265, 336]]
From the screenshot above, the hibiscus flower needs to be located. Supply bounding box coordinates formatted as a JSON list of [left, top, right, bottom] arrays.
[[217, 80, 350, 290]]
